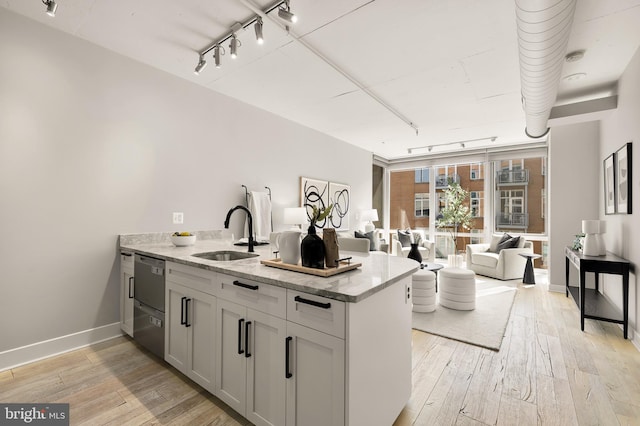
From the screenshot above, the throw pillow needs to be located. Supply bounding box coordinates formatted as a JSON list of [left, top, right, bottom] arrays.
[[496, 235, 520, 253], [355, 230, 378, 251], [397, 229, 412, 247], [490, 233, 511, 252]]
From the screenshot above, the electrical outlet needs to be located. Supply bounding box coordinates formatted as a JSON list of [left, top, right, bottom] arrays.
[[172, 212, 184, 224]]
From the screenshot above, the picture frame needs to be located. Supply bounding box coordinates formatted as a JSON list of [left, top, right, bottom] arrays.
[[328, 182, 350, 230], [300, 177, 329, 227], [615, 142, 633, 214], [604, 153, 616, 215]]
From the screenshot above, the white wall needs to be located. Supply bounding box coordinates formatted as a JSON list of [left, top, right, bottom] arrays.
[[548, 46, 640, 343], [0, 9, 372, 356], [599, 46, 640, 341], [548, 121, 600, 290]]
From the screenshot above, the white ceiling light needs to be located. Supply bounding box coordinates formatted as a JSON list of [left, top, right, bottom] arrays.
[[43, 0, 57, 17], [229, 34, 240, 59], [254, 17, 264, 44], [278, 0, 298, 23], [194, 55, 207, 75], [214, 45, 223, 68], [564, 72, 587, 81]]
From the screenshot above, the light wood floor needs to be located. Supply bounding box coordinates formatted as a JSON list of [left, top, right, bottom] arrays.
[[1, 279, 639, 425]]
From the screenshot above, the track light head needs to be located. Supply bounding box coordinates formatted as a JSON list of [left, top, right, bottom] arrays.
[[255, 17, 264, 45], [229, 34, 240, 59], [43, 0, 57, 17], [214, 45, 223, 68], [278, 7, 297, 23], [194, 55, 207, 75]]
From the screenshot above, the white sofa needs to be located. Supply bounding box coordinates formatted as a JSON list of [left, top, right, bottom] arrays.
[[336, 231, 388, 253], [465, 234, 533, 280], [391, 229, 435, 263]]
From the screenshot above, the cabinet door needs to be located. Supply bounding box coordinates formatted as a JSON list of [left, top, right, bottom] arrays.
[[165, 282, 189, 372], [246, 309, 286, 426], [215, 298, 247, 415], [286, 322, 345, 426], [120, 255, 135, 337], [187, 290, 216, 394]]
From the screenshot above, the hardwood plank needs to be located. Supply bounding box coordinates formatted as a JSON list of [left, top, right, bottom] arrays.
[[568, 368, 620, 426]]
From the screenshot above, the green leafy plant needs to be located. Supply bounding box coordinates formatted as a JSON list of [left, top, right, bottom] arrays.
[[310, 204, 333, 228], [435, 182, 473, 252]]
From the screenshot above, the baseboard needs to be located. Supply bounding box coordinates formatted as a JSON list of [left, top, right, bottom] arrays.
[[548, 284, 565, 293], [0, 322, 123, 372]]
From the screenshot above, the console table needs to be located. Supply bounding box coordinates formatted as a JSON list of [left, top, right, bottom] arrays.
[[564, 247, 630, 339]]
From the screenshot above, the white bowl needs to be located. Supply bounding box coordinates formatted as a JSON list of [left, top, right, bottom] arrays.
[[171, 235, 196, 246]]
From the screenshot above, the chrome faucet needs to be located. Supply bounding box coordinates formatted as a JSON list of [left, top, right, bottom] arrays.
[[224, 205, 254, 253]]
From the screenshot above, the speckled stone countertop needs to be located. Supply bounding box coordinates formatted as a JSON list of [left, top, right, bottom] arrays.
[[119, 231, 419, 303]]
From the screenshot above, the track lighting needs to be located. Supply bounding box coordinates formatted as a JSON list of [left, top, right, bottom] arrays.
[[278, 8, 297, 23], [407, 136, 499, 155], [214, 45, 223, 68], [193, 0, 297, 74], [255, 17, 264, 45], [43, 0, 57, 17], [229, 34, 240, 59], [194, 55, 207, 75]]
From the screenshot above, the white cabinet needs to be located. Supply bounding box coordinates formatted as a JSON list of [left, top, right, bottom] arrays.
[[285, 291, 346, 426], [216, 274, 287, 426], [165, 281, 216, 393], [285, 321, 345, 426], [119, 251, 134, 337]]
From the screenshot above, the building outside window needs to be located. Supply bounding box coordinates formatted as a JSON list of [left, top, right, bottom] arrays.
[[415, 193, 429, 217], [387, 153, 547, 267], [415, 167, 429, 183]]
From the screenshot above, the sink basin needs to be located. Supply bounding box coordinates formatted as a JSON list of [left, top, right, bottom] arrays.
[[191, 251, 259, 261]]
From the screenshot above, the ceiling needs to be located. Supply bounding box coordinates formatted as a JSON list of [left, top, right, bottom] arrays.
[[3, 0, 640, 159]]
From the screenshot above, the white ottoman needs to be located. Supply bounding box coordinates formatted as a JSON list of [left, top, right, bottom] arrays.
[[438, 268, 476, 310], [412, 270, 436, 313]]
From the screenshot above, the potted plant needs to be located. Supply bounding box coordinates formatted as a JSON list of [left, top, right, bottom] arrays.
[[435, 182, 473, 254], [301, 204, 333, 269]]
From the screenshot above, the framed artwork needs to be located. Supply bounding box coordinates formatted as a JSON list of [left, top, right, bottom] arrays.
[[604, 153, 616, 215], [300, 177, 329, 227], [615, 142, 632, 214], [328, 182, 350, 230]]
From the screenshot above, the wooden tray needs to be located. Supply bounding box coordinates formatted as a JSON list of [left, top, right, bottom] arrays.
[[260, 258, 362, 277]]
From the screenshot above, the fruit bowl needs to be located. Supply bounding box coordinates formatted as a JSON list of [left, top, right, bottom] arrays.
[[171, 233, 196, 247]]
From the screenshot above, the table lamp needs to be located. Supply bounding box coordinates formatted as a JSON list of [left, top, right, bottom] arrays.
[[360, 209, 378, 233], [284, 207, 307, 230], [581, 219, 600, 256]]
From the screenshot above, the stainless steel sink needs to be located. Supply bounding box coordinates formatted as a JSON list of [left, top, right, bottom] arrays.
[[191, 251, 259, 261]]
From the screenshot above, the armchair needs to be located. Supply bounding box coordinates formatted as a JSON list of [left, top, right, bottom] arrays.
[[391, 229, 435, 263], [465, 235, 533, 280]]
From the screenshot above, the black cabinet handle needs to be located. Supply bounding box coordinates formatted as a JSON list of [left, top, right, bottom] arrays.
[[121, 252, 132, 257], [285, 336, 293, 379], [238, 318, 245, 354], [128, 277, 134, 298], [233, 280, 259, 291], [245, 321, 252, 358], [185, 298, 192, 327], [180, 297, 187, 325], [294, 295, 331, 310]]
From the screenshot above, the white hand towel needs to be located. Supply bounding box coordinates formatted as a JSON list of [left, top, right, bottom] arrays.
[[245, 191, 272, 242]]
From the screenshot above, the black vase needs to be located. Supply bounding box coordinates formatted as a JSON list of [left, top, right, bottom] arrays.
[[407, 243, 422, 263], [301, 225, 325, 269]]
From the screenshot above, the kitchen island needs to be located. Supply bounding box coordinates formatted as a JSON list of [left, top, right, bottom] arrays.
[[120, 231, 418, 426]]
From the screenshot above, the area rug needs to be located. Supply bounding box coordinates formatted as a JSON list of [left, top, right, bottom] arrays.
[[412, 278, 517, 351]]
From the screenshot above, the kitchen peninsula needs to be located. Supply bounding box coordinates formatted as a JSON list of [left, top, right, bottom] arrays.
[[120, 231, 418, 426]]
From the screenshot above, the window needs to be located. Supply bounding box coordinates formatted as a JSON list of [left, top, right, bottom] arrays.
[[470, 191, 483, 218], [415, 193, 429, 217], [414, 168, 429, 183], [470, 163, 483, 180]]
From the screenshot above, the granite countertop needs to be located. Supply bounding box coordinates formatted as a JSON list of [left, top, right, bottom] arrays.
[[119, 231, 419, 303]]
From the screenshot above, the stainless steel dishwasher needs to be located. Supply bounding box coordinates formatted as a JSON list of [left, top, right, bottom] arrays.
[[133, 254, 165, 358]]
